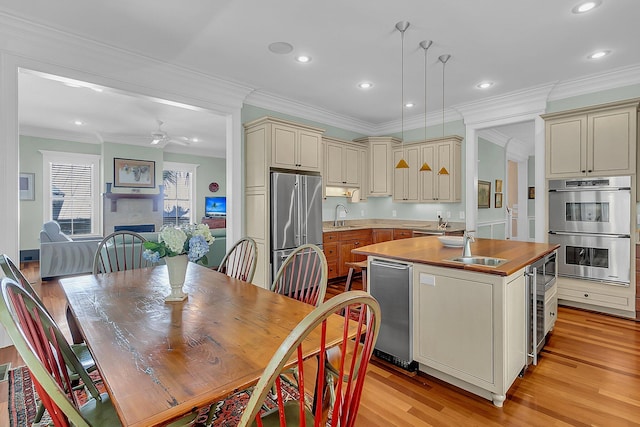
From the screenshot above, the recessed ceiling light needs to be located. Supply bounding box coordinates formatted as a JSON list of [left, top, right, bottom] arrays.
[[192, 137, 199, 143], [268, 42, 293, 54], [358, 82, 373, 89], [90, 87, 103, 93], [572, 0, 601, 13], [295, 55, 311, 63], [588, 50, 610, 59], [64, 83, 82, 88], [405, 102, 414, 108], [74, 120, 84, 126], [476, 81, 494, 89]]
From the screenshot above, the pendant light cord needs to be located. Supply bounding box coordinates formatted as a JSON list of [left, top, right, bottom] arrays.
[[401, 28, 405, 154]]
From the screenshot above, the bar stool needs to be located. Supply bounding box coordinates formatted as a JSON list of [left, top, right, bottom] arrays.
[[344, 260, 368, 292]]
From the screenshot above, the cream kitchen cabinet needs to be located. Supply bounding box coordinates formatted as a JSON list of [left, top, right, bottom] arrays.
[[353, 136, 401, 197], [413, 263, 526, 407], [357, 146, 368, 201], [419, 137, 462, 202], [271, 121, 323, 173], [543, 99, 639, 178], [244, 116, 325, 288], [393, 146, 420, 202], [324, 137, 361, 187]]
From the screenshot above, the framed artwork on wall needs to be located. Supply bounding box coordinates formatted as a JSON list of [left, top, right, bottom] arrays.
[[478, 180, 491, 209], [114, 158, 156, 188], [495, 192, 503, 208], [528, 186, 535, 199], [19, 173, 35, 200], [495, 179, 503, 193]]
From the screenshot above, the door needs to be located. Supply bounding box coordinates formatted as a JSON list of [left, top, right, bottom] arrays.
[[271, 172, 299, 251], [302, 175, 323, 246]]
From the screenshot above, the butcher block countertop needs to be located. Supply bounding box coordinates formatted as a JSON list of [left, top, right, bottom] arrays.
[[353, 236, 559, 276]]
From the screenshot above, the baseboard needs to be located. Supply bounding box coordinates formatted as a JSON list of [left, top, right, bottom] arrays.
[[19, 249, 39, 263]]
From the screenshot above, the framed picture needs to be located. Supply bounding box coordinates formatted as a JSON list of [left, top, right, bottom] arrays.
[[114, 158, 155, 188], [478, 180, 491, 209], [19, 173, 35, 200], [495, 179, 503, 193], [495, 192, 503, 208], [528, 186, 535, 199]]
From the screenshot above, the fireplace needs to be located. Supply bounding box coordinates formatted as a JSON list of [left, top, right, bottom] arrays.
[[103, 193, 163, 235], [114, 224, 155, 233]]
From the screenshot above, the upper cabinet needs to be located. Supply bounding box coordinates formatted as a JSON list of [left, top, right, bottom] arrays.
[[354, 136, 401, 197], [393, 146, 420, 202], [419, 137, 462, 202], [543, 99, 639, 178], [270, 121, 324, 173], [324, 137, 361, 187]]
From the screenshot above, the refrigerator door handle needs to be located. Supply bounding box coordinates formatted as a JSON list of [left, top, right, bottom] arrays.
[[294, 177, 301, 246], [300, 176, 307, 243]]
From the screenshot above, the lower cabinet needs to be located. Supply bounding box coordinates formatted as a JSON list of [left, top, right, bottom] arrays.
[[413, 263, 526, 407], [372, 229, 393, 243], [557, 276, 635, 318], [336, 230, 372, 277], [393, 229, 413, 240]]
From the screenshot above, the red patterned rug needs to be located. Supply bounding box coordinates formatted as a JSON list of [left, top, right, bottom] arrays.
[[9, 366, 305, 427]]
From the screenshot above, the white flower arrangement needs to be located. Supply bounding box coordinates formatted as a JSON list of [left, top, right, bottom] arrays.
[[143, 223, 215, 264]]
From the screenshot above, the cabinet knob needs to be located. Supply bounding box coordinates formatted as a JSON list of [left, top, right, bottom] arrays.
[[584, 293, 589, 298], [550, 312, 556, 317], [588, 170, 592, 173], [581, 170, 586, 173]]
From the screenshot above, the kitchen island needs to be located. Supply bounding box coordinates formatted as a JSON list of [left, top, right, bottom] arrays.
[[354, 236, 559, 407]]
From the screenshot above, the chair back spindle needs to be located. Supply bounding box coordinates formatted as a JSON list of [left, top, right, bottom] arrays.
[[217, 237, 257, 282], [272, 244, 327, 307]]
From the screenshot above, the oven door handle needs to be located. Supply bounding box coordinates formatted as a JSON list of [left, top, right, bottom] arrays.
[[548, 231, 630, 238]]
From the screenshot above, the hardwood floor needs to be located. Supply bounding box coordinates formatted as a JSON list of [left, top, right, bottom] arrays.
[[1, 265, 639, 426]]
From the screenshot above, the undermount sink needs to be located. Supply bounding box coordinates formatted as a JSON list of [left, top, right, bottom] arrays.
[[447, 256, 508, 267]]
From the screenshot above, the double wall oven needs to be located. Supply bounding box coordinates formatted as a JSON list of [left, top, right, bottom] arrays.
[[548, 176, 631, 286]]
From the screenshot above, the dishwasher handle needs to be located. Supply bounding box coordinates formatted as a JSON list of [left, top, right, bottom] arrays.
[[370, 259, 411, 270]]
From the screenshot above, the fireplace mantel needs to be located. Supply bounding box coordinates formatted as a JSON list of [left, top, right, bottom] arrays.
[[104, 193, 163, 212]]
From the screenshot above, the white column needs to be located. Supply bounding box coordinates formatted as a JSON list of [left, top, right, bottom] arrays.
[[225, 108, 243, 250], [465, 126, 478, 232], [534, 116, 546, 243]]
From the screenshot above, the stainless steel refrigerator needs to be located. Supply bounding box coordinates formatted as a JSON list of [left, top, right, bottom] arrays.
[[271, 171, 323, 282]]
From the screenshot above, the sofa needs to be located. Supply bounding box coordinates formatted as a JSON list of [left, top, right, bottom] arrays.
[[40, 221, 227, 279], [39, 221, 102, 280]]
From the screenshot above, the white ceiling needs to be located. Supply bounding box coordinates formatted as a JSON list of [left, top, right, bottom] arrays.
[[7, 0, 640, 156]]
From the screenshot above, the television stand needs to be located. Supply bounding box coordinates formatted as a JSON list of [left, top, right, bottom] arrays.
[[202, 217, 226, 229]]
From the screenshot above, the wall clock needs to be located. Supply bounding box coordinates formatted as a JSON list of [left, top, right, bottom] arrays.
[[209, 182, 219, 193]]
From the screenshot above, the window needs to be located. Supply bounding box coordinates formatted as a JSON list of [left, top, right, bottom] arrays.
[[163, 162, 198, 227], [41, 151, 101, 236]]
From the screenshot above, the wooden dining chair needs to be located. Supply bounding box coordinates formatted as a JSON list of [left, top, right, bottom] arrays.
[[1, 278, 199, 427], [0, 254, 98, 423], [217, 236, 257, 282], [92, 230, 151, 274], [233, 291, 381, 427], [271, 244, 328, 307]]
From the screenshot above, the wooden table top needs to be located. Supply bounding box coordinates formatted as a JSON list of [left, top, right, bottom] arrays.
[[60, 264, 345, 427], [353, 236, 559, 276]]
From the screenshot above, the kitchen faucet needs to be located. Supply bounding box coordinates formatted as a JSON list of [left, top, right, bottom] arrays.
[[334, 204, 348, 227], [462, 230, 475, 257]]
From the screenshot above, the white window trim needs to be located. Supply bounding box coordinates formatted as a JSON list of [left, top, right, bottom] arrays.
[[39, 150, 102, 236], [163, 161, 199, 224]]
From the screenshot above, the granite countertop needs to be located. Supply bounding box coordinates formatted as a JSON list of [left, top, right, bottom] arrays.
[[353, 236, 559, 276], [322, 219, 465, 233]]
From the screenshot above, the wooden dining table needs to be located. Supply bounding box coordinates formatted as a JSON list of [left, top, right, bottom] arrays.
[[60, 263, 346, 427]]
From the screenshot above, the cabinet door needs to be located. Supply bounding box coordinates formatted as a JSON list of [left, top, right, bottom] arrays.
[[325, 143, 345, 186], [271, 124, 298, 169], [298, 130, 322, 172], [589, 108, 635, 176], [369, 141, 392, 195], [393, 229, 413, 240], [545, 116, 587, 178], [372, 229, 393, 243], [419, 144, 436, 201], [436, 142, 453, 201], [344, 146, 360, 185], [338, 241, 356, 277], [358, 148, 368, 201]]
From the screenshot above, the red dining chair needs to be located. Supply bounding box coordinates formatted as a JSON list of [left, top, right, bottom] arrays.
[[234, 291, 381, 427], [271, 244, 328, 307], [0, 254, 97, 423], [217, 236, 257, 282]]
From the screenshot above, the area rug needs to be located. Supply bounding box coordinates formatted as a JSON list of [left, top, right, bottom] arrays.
[[9, 366, 308, 427]]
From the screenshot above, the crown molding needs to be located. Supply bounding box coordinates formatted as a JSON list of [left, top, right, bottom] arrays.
[[20, 125, 101, 145], [456, 84, 554, 127], [478, 129, 510, 147], [479, 128, 533, 161], [245, 90, 374, 135], [375, 108, 463, 136], [548, 63, 640, 101], [0, 12, 252, 115]]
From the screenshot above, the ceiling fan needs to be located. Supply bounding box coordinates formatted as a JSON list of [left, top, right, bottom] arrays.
[[150, 120, 190, 146]]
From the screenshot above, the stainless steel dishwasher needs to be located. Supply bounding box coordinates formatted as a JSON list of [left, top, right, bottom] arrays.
[[369, 258, 417, 372]]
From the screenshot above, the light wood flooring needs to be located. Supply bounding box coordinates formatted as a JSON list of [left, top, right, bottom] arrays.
[[1, 265, 639, 426]]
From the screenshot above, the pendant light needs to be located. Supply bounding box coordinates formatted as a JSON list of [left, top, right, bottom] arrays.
[[437, 54, 451, 176], [419, 40, 433, 172], [395, 21, 410, 169]]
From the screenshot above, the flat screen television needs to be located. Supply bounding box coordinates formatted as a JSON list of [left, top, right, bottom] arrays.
[[205, 196, 227, 217]]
